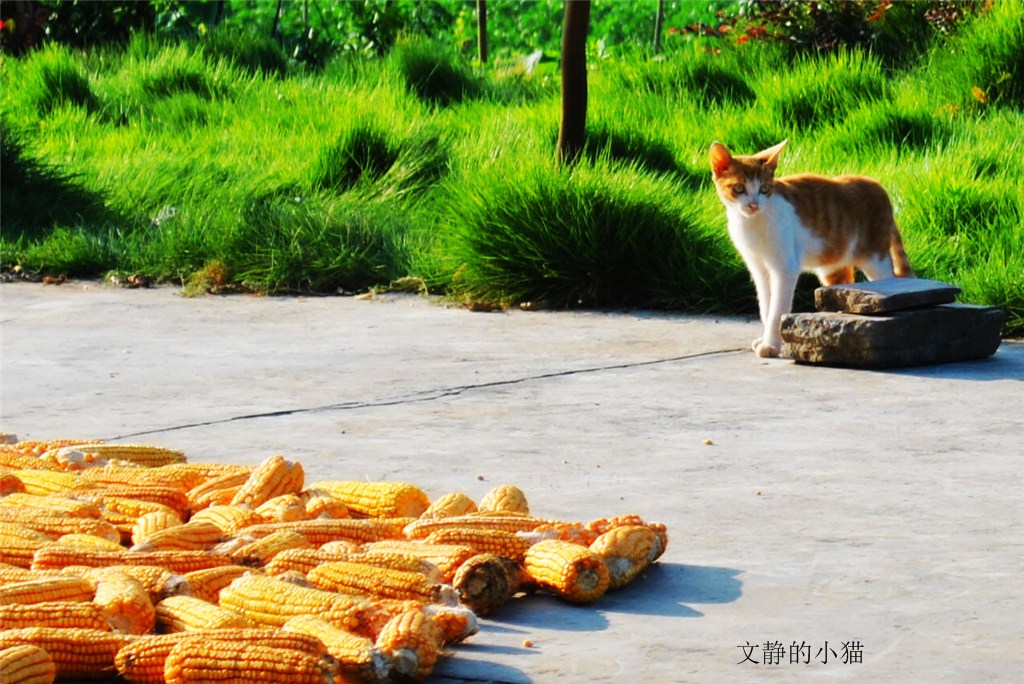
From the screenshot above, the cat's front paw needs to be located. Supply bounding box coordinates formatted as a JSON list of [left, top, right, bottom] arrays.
[[753, 340, 780, 358]]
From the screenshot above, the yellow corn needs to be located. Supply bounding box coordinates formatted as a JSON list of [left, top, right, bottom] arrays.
[[228, 529, 313, 567], [346, 551, 443, 582], [11, 439, 94, 457], [154, 594, 251, 632], [218, 573, 393, 637], [187, 504, 263, 535], [299, 489, 350, 519], [0, 467, 27, 495], [588, 524, 661, 589], [0, 600, 108, 630], [420, 491, 477, 519], [403, 513, 542, 540], [237, 518, 412, 546], [93, 484, 190, 519], [89, 497, 182, 542], [78, 462, 178, 488], [255, 493, 309, 523], [308, 481, 429, 519], [307, 560, 456, 604], [523, 539, 610, 604], [130, 520, 223, 553], [0, 509, 120, 543], [164, 640, 338, 684], [282, 614, 392, 682], [90, 568, 157, 635], [82, 564, 188, 605], [185, 471, 251, 511], [359, 540, 477, 584], [374, 608, 444, 681], [422, 603, 479, 644], [0, 493, 102, 519], [263, 548, 353, 577], [478, 485, 530, 514], [451, 553, 525, 616], [0, 562, 65, 585], [0, 643, 56, 684], [130, 510, 184, 546], [0, 445, 64, 470], [153, 462, 252, 491], [0, 627, 132, 680], [179, 565, 251, 604], [54, 533, 125, 552], [424, 528, 530, 563], [115, 629, 327, 684], [60, 443, 187, 467], [230, 454, 304, 508], [0, 526, 51, 568], [32, 545, 230, 574], [0, 576, 95, 605]]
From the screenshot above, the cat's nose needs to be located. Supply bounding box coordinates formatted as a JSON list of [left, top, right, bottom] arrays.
[[746, 201, 759, 213]]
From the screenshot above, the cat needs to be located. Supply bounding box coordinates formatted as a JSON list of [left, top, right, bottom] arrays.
[[709, 140, 913, 358]]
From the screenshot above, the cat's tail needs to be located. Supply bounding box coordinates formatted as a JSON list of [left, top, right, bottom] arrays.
[[890, 226, 914, 278]]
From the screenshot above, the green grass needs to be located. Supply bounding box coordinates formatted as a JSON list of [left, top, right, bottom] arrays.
[[2, 2, 1022, 335]]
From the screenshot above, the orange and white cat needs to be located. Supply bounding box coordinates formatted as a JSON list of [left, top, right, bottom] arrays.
[[710, 140, 913, 358]]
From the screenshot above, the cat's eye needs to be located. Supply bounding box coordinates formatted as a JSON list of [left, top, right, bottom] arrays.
[[760, 184, 773, 195], [731, 183, 746, 195]]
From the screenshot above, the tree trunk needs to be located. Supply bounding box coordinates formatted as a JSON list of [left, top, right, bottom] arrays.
[[653, 0, 665, 54], [557, 0, 590, 165], [477, 0, 488, 64]]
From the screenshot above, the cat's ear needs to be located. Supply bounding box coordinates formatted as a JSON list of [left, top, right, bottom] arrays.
[[710, 142, 733, 178], [757, 140, 788, 171]]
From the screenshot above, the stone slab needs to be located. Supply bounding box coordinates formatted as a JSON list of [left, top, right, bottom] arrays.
[[781, 303, 1004, 368], [814, 278, 961, 314]]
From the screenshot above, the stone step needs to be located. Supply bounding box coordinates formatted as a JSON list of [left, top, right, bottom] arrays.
[[815, 278, 961, 314], [781, 303, 1004, 368]]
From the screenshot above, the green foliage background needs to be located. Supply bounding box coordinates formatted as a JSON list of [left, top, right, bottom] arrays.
[[1, 0, 1021, 334]]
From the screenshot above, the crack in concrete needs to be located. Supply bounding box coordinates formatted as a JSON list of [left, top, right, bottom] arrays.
[[107, 347, 744, 442]]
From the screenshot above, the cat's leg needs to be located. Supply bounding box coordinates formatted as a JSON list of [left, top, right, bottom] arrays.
[[745, 261, 772, 352], [858, 253, 896, 281], [816, 265, 855, 286], [755, 268, 798, 358]]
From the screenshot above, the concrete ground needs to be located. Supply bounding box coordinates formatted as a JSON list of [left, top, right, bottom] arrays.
[[1, 281, 1021, 683]]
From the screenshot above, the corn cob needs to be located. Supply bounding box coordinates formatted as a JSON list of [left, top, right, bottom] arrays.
[[59, 443, 187, 468], [255, 493, 309, 523], [230, 454, 304, 508], [307, 560, 457, 605], [300, 489, 350, 519], [237, 518, 412, 546], [0, 467, 27, 495], [228, 529, 313, 566], [37, 447, 105, 471], [588, 524, 661, 589], [218, 573, 394, 636], [130, 520, 223, 553], [0, 627, 132, 680], [32, 545, 231, 574], [0, 562, 65, 585], [308, 481, 429, 519], [91, 497, 181, 543], [0, 509, 120, 543], [187, 504, 263, 534], [154, 462, 252, 492], [403, 513, 542, 540], [422, 603, 479, 644], [131, 510, 185, 546], [0, 446, 64, 470], [346, 551, 443, 582], [359, 540, 477, 584], [420, 491, 477, 519], [0, 599, 108, 630], [92, 484, 190, 519], [185, 471, 251, 511], [79, 462, 179, 488], [82, 565, 189, 605], [55, 533, 125, 552], [0, 525, 52, 566], [114, 630, 327, 684], [523, 539, 610, 604], [0, 493, 102, 519], [164, 640, 339, 684], [90, 568, 157, 635], [374, 608, 444, 681], [9, 439, 94, 457], [263, 548, 353, 577], [179, 565, 251, 604], [423, 528, 530, 563], [0, 576, 95, 605], [154, 594, 251, 632], [282, 614, 392, 682], [0, 643, 56, 684], [478, 485, 530, 515], [452, 553, 526, 615]]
